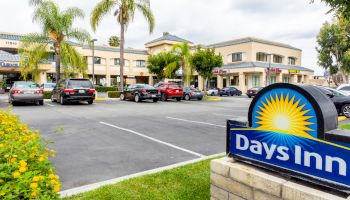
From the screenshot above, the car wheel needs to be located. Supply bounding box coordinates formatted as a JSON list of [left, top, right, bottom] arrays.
[[60, 96, 66, 105], [198, 97, 203, 101], [185, 94, 190, 101], [342, 104, 350, 118], [161, 93, 167, 101], [38, 100, 44, 106], [88, 100, 93, 105], [11, 101, 18, 106], [51, 94, 56, 102], [176, 97, 182, 102], [120, 93, 125, 101], [153, 98, 158, 103], [134, 94, 140, 102], [248, 95, 252, 98]]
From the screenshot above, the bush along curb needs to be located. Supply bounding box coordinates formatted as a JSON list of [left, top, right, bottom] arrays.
[[0, 111, 61, 199]]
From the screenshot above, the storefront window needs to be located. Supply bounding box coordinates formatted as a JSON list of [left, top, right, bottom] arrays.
[[252, 75, 260, 87], [269, 76, 276, 84], [283, 76, 290, 83]]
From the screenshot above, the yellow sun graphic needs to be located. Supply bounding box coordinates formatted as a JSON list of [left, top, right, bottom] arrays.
[[255, 93, 314, 138]]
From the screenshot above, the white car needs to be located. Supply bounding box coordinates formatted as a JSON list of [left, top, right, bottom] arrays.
[[336, 84, 350, 95], [207, 88, 219, 96]]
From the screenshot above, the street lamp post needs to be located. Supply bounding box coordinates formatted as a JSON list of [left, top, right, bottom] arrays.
[[91, 39, 98, 84], [266, 53, 272, 86]]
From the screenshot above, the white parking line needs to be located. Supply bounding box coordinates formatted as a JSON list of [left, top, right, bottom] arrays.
[[166, 116, 226, 128], [213, 113, 233, 117], [100, 121, 205, 158], [59, 152, 226, 197], [46, 103, 55, 107]]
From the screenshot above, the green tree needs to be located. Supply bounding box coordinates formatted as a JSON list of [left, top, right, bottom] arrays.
[[91, 0, 155, 91], [316, 18, 350, 85], [172, 43, 192, 87], [190, 48, 223, 94], [311, 0, 350, 18], [20, 0, 91, 83], [147, 52, 180, 80], [109, 36, 120, 47]]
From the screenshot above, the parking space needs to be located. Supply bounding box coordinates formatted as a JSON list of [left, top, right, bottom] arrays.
[[0, 95, 251, 190]]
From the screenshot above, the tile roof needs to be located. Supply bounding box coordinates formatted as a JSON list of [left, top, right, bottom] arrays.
[[221, 62, 314, 72], [207, 37, 301, 51], [145, 34, 193, 45]]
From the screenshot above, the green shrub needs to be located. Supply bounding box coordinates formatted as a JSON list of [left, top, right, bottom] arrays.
[[95, 86, 118, 93], [108, 91, 120, 98], [0, 111, 61, 199], [43, 91, 52, 99]]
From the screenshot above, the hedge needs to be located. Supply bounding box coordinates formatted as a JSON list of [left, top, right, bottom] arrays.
[[43, 91, 52, 100], [95, 86, 118, 93], [0, 111, 61, 199], [107, 91, 120, 98]]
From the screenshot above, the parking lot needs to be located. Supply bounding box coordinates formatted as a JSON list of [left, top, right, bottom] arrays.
[[0, 95, 251, 190]]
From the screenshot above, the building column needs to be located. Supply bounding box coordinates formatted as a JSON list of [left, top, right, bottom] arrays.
[[260, 72, 266, 87], [304, 75, 309, 84], [226, 76, 230, 86], [217, 75, 223, 89], [106, 75, 111, 86], [239, 73, 245, 92], [291, 74, 298, 83], [198, 75, 204, 91], [148, 76, 154, 86], [277, 73, 283, 83], [36, 71, 47, 85]]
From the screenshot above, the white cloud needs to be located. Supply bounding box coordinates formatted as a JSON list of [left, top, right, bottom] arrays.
[[0, 0, 333, 75]]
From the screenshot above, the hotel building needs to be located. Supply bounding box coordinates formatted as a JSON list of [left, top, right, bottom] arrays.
[[0, 32, 313, 92]]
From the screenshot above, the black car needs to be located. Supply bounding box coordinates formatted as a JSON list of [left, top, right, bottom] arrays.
[[120, 84, 160, 103], [183, 87, 204, 101], [51, 79, 95, 105], [316, 86, 350, 118], [247, 87, 263, 98]]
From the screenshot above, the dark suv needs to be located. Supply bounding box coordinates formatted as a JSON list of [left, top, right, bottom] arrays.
[[51, 79, 95, 105]]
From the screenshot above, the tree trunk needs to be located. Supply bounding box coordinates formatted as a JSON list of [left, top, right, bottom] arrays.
[[204, 77, 208, 96], [120, 20, 125, 91], [182, 62, 185, 87], [55, 54, 60, 84]]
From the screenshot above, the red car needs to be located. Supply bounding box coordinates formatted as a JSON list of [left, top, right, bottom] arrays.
[[155, 82, 183, 101]]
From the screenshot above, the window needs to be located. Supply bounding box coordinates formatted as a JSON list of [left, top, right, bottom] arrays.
[[283, 76, 290, 83], [94, 57, 101, 64], [273, 55, 283, 63], [256, 53, 268, 62], [113, 58, 120, 66], [269, 76, 276, 84], [288, 57, 296, 65], [252, 76, 260, 87], [136, 60, 146, 67], [232, 53, 242, 62]]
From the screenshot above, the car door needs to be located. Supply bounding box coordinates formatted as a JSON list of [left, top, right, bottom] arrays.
[[125, 85, 134, 99]]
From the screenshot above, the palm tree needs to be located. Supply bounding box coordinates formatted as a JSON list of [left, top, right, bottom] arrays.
[[91, 0, 155, 91], [20, 0, 91, 83], [172, 43, 192, 87], [109, 36, 120, 47]]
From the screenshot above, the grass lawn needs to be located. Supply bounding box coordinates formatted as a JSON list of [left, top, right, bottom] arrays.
[[339, 124, 350, 130], [63, 158, 214, 200]]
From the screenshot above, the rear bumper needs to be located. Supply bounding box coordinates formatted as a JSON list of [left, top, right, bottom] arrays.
[[64, 95, 95, 101], [11, 94, 43, 102], [140, 94, 160, 100], [191, 94, 204, 99]]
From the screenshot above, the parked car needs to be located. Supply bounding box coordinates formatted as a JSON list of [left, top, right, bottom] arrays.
[[183, 87, 204, 101], [51, 78, 95, 105], [120, 84, 160, 103], [207, 88, 219, 96], [154, 82, 183, 101], [8, 81, 44, 106], [5, 83, 12, 92], [247, 87, 263, 98], [336, 84, 350, 95], [219, 87, 242, 96], [316, 86, 350, 118], [42, 83, 56, 92]]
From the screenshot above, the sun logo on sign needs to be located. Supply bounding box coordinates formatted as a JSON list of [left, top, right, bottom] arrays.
[[255, 92, 315, 139]]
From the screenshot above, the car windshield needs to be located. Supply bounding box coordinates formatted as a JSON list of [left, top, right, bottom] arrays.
[[326, 88, 348, 96], [68, 80, 93, 88], [15, 82, 39, 89], [143, 85, 155, 89], [169, 84, 179, 88], [44, 83, 56, 88]]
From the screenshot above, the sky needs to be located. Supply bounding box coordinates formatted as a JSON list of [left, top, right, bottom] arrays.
[[0, 0, 333, 75]]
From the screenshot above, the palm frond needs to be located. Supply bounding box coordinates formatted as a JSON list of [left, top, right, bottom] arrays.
[[91, 0, 117, 31], [61, 7, 85, 29], [135, 1, 154, 33], [60, 42, 88, 76], [66, 28, 91, 44]]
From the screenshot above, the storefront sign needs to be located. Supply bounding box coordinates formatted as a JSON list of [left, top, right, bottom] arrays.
[[0, 62, 18, 67], [212, 69, 227, 75], [227, 83, 350, 192], [289, 69, 300, 74], [266, 68, 281, 73]]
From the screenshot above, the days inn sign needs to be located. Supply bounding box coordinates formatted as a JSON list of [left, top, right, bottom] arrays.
[[227, 83, 350, 192]]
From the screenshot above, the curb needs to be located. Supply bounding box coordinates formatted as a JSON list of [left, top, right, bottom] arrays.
[[338, 116, 347, 122], [206, 97, 222, 101], [59, 152, 226, 198]]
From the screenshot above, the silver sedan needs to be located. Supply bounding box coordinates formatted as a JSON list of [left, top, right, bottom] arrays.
[[9, 81, 44, 106]]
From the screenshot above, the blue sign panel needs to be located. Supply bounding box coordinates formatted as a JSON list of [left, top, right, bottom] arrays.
[[227, 83, 348, 191]]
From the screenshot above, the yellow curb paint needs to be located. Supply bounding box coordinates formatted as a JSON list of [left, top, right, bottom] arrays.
[[207, 97, 222, 101], [338, 116, 347, 122], [95, 98, 106, 101]]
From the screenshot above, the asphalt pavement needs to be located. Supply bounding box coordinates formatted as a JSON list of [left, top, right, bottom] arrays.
[[0, 95, 251, 190]]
